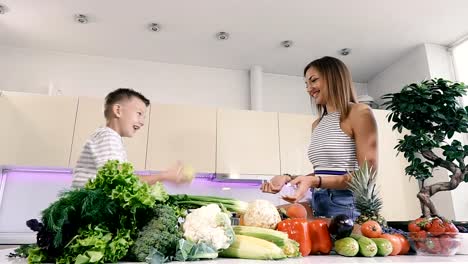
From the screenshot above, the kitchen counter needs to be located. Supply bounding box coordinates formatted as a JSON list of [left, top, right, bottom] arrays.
[[2, 248, 468, 264]]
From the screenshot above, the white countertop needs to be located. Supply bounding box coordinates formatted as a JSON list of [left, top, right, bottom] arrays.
[[2, 247, 468, 264]]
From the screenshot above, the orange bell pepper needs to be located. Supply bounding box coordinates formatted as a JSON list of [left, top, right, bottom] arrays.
[[308, 219, 332, 255], [277, 218, 311, 256]]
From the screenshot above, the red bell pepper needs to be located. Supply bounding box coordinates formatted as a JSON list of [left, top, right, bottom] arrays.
[[308, 219, 332, 255], [277, 218, 311, 256]]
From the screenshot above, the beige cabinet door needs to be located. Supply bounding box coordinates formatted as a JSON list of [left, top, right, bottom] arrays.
[[0, 93, 77, 167], [146, 104, 216, 173], [69, 97, 149, 170], [373, 109, 421, 221], [278, 113, 317, 176], [216, 109, 280, 175]]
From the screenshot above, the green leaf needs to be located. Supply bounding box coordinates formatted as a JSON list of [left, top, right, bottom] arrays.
[[75, 254, 90, 264], [383, 78, 468, 181], [447, 130, 455, 139]]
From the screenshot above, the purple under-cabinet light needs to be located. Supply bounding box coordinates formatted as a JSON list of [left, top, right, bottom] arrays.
[[1, 167, 262, 188]]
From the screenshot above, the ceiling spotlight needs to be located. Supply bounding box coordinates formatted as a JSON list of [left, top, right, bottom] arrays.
[[216, 32, 229, 40], [281, 40, 293, 48], [149, 23, 160, 32], [74, 14, 88, 24], [340, 48, 351, 56], [0, 5, 7, 14]]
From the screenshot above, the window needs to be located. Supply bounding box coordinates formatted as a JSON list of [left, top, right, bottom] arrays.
[[452, 39, 468, 105]]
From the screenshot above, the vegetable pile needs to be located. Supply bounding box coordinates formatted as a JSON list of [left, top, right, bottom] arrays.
[[19, 160, 299, 263], [331, 215, 411, 257]]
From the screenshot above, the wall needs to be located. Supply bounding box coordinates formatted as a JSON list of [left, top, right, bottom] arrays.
[[450, 40, 468, 221], [354, 82, 369, 96], [0, 46, 250, 110], [0, 45, 368, 115], [368, 44, 431, 106], [425, 43, 455, 80], [262, 73, 314, 115]]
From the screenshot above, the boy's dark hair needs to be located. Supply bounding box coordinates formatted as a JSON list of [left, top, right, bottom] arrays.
[[104, 88, 150, 118]]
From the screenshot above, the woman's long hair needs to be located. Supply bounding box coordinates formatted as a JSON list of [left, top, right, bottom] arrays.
[[304, 56, 357, 118]]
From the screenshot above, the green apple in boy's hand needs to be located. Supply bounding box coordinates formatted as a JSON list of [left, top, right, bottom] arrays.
[[181, 165, 195, 183]]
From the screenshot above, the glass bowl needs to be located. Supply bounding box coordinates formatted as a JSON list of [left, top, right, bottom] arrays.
[[457, 233, 468, 255], [408, 232, 461, 256]]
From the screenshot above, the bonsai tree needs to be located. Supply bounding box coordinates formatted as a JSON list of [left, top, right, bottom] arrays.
[[382, 78, 468, 218]]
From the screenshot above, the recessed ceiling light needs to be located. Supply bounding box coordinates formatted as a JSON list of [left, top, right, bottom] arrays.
[[281, 40, 293, 48], [340, 48, 351, 56], [149, 23, 161, 32], [216, 32, 229, 40], [0, 5, 7, 14], [74, 14, 88, 24]]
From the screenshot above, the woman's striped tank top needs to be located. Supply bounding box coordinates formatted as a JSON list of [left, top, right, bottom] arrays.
[[307, 111, 358, 175]]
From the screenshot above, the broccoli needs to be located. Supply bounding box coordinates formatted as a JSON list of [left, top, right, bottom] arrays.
[[130, 204, 182, 262]]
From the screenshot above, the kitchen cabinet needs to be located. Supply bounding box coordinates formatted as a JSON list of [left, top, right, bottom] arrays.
[[69, 97, 149, 170], [373, 109, 421, 221], [278, 113, 317, 175], [216, 109, 280, 176], [0, 93, 77, 167], [146, 103, 216, 172]]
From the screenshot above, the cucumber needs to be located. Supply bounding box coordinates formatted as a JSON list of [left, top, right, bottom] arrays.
[[371, 238, 393, 256], [355, 236, 378, 257], [334, 237, 359, 257]]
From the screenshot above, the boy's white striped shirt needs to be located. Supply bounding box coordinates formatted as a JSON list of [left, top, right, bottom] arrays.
[[72, 127, 127, 188]]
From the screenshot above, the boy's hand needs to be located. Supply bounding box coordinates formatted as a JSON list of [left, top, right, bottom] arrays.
[[166, 161, 195, 184]]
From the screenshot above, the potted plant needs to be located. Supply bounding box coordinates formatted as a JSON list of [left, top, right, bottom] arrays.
[[381, 78, 468, 218]]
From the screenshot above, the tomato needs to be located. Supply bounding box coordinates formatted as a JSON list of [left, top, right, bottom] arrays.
[[408, 222, 421, 232], [308, 219, 332, 255], [286, 203, 308, 219], [394, 233, 410, 255], [413, 230, 428, 240], [421, 218, 432, 230], [360, 220, 382, 238], [425, 237, 442, 254], [443, 221, 459, 237], [428, 218, 445, 236], [439, 234, 453, 254], [408, 217, 425, 232], [380, 234, 402, 256]]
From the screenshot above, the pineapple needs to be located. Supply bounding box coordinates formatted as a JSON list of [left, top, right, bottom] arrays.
[[348, 161, 387, 226]]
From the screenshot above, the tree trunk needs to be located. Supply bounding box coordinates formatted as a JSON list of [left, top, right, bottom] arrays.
[[416, 172, 465, 217], [418, 180, 431, 217], [418, 150, 466, 218]]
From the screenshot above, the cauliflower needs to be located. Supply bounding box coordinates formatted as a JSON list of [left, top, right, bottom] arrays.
[[243, 199, 281, 229], [182, 204, 234, 251]]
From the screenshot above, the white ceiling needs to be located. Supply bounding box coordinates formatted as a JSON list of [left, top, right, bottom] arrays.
[[0, 0, 467, 82]]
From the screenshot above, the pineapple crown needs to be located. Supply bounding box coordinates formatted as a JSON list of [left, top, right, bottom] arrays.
[[348, 161, 383, 214]]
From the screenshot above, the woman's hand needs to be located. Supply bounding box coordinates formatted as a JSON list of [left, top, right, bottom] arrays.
[[260, 175, 290, 194], [282, 176, 317, 203]]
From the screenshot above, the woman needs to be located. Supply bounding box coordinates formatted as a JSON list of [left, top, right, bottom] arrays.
[[261, 56, 378, 220]]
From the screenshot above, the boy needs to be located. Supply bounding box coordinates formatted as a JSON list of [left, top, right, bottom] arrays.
[[72, 88, 186, 188]]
